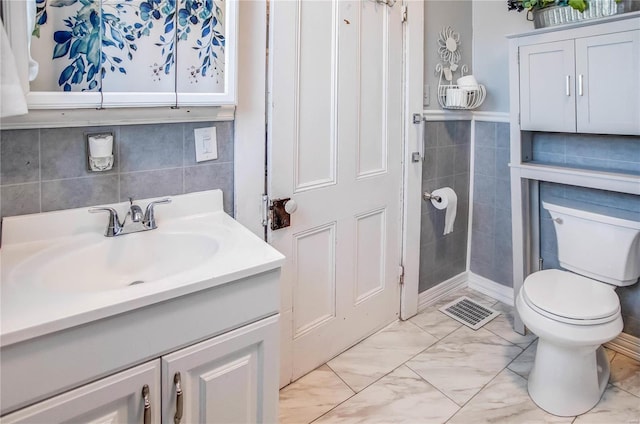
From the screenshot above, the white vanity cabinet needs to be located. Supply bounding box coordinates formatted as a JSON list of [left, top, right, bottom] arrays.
[[2, 315, 279, 424], [2, 361, 161, 424], [161, 316, 279, 424], [518, 16, 640, 135]]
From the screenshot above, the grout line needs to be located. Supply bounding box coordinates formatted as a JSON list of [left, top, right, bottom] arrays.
[[38, 129, 42, 213], [324, 362, 358, 395]]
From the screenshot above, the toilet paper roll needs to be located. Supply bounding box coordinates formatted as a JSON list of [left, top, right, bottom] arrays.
[[430, 187, 457, 235]]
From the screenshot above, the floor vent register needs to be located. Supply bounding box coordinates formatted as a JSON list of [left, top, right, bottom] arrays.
[[439, 296, 500, 330]]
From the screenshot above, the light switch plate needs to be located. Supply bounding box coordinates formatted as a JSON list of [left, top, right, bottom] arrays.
[[194, 126, 218, 162]]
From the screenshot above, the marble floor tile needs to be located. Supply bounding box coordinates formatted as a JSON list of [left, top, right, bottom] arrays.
[[406, 326, 522, 405], [409, 306, 462, 340], [484, 302, 537, 349], [507, 339, 537, 379], [447, 369, 574, 424], [327, 321, 438, 393], [279, 365, 355, 424], [610, 353, 640, 397], [313, 365, 459, 424], [574, 385, 640, 423]]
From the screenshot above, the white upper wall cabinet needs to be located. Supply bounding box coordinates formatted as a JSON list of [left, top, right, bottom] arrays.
[[519, 40, 576, 132], [516, 15, 640, 136], [575, 31, 640, 134], [3, 0, 238, 109]]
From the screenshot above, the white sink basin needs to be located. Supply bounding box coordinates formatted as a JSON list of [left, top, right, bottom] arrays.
[[1, 190, 285, 347], [13, 232, 219, 292]]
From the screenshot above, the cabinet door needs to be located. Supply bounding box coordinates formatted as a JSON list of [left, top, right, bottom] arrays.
[[2, 360, 161, 424], [162, 315, 279, 424], [575, 30, 640, 135], [520, 40, 576, 132]]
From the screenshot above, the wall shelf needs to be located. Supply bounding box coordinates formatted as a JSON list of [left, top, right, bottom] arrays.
[[512, 163, 640, 196]]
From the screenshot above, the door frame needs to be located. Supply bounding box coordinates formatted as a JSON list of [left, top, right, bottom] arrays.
[[399, 0, 424, 320], [233, 0, 423, 319]]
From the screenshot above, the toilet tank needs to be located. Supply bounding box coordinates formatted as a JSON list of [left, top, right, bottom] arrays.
[[543, 197, 640, 286]]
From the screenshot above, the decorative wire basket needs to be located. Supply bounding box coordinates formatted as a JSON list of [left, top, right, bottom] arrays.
[[437, 84, 486, 110]]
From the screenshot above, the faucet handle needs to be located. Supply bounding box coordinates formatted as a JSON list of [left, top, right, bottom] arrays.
[[143, 198, 172, 229], [89, 207, 123, 237]]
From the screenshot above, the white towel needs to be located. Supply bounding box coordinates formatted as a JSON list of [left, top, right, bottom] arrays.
[[1, 20, 28, 118]]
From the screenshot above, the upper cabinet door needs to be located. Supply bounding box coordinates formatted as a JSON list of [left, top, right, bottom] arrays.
[[575, 30, 640, 135], [519, 40, 576, 133], [7, 0, 237, 109]]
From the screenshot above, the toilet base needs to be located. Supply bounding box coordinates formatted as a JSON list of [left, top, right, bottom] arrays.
[[528, 341, 609, 416]]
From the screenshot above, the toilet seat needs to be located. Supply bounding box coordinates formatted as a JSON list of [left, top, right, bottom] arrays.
[[522, 270, 620, 326]]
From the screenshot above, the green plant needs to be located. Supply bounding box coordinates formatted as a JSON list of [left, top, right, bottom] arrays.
[[507, 0, 589, 13]]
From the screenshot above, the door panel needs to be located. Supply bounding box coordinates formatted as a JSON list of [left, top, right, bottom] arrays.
[[295, 1, 338, 191], [355, 208, 387, 303], [293, 224, 337, 337], [269, 0, 403, 386]]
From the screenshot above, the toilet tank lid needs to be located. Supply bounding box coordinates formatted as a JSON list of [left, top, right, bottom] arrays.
[[543, 197, 640, 230]]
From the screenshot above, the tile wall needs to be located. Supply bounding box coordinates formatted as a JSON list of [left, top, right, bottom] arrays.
[[419, 121, 470, 293], [469, 121, 512, 287], [0, 121, 234, 225], [531, 132, 640, 175]]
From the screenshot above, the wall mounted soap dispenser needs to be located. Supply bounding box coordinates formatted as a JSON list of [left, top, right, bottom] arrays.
[[87, 133, 114, 172]]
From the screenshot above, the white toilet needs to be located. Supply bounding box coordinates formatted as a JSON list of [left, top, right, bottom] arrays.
[[516, 197, 640, 417]]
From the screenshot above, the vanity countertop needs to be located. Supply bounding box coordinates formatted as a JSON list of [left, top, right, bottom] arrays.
[[0, 190, 285, 347]]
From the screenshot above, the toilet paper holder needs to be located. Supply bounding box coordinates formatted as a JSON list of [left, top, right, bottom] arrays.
[[423, 191, 442, 203]]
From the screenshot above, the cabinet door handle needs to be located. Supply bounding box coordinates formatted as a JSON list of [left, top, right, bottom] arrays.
[[174, 372, 184, 424], [565, 75, 571, 96], [142, 384, 151, 424], [578, 74, 584, 96]]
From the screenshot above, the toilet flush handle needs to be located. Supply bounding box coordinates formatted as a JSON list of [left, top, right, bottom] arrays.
[[553, 218, 563, 224]]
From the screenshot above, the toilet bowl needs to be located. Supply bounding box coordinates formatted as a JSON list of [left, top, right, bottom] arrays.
[[515, 198, 640, 417], [517, 270, 623, 416]]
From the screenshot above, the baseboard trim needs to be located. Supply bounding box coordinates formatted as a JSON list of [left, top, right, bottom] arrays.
[[605, 332, 640, 362], [418, 272, 468, 311], [467, 272, 514, 306]]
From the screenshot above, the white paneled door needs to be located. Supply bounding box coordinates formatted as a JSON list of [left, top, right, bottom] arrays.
[[269, 0, 405, 386]]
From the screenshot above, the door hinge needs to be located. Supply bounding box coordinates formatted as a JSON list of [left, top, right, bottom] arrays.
[[538, 257, 544, 271], [398, 265, 405, 285], [518, 112, 521, 125], [517, 50, 520, 65], [401, 5, 407, 23], [261, 194, 269, 228]]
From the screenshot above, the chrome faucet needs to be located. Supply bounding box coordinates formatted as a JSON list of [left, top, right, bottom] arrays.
[[89, 198, 171, 237]]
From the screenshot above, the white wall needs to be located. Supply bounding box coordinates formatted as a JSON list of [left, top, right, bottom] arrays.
[[424, 1, 473, 110], [472, 0, 532, 112]]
